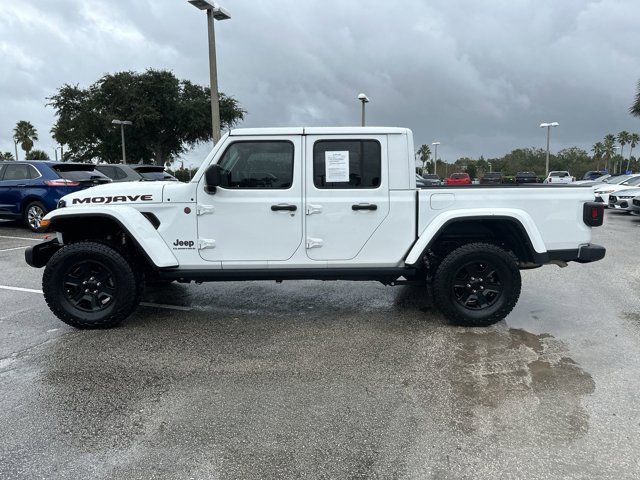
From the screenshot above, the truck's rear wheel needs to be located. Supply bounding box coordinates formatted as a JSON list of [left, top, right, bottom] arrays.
[[43, 241, 140, 329], [433, 243, 521, 327]]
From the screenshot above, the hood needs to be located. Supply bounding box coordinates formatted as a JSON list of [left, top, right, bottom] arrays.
[[59, 181, 167, 207]]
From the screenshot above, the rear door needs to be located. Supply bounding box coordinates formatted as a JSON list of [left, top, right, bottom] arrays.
[[304, 135, 390, 261]]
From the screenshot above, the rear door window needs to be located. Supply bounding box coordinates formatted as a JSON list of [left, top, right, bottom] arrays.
[[3, 164, 31, 180], [52, 166, 110, 183], [313, 140, 381, 189]]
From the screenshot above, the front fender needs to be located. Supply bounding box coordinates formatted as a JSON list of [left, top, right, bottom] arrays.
[[45, 206, 179, 268], [405, 208, 546, 265]]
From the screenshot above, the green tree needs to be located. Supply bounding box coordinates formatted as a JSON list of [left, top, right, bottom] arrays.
[[0, 152, 14, 160], [592, 142, 604, 170], [48, 69, 246, 165], [630, 80, 640, 118], [617, 131, 630, 173], [416, 144, 431, 173], [627, 133, 639, 172], [25, 149, 50, 160], [603, 134, 616, 172], [13, 121, 38, 158]]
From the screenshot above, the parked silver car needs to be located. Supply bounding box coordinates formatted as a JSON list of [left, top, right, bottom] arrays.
[[608, 187, 640, 211]]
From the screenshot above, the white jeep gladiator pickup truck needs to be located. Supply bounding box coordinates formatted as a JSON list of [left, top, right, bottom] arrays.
[[25, 127, 606, 329]]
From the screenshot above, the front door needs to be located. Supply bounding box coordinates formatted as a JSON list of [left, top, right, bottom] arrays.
[[197, 137, 303, 262], [304, 135, 390, 261]]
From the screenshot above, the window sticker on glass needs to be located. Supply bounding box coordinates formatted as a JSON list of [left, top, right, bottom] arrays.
[[325, 151, 350, 183]]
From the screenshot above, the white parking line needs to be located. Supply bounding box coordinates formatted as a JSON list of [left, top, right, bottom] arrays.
[[0, 285, 43, 294], [140, 302, 192, 311], [0, 235, 41, 242], [0, 285, 192, 311], [0, 246, 28, 253]]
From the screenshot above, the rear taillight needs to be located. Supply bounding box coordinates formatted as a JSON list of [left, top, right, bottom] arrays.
[[45, 179, 80, 187], [583, 202, 604, 227]]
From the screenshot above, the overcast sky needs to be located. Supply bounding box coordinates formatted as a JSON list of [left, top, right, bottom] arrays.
[[1, 0, 640, 166]]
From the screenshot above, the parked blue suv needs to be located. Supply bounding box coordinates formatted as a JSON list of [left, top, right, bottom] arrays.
[[0, 161, 110, 231]]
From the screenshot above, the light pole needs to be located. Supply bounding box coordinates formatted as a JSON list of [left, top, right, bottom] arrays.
[[358, 93, 370, 127], [13, 140, 18, 161], [54, 146, 63, 162], [613, 146, 621, 174], [188, 0, 231, 145], [432, 141, 440, 177], [112, 119, 132, 164], [540, 122, 559, 175]]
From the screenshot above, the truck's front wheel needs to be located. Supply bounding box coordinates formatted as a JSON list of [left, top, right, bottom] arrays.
[[43, 241, 141, 329], [433, 243, 521, 327]]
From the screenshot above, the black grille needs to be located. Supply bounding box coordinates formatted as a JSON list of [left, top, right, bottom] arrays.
[[595, 196, 604, 203]]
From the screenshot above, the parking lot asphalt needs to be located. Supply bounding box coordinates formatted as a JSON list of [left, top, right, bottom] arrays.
[[1, 213, 639, 479]]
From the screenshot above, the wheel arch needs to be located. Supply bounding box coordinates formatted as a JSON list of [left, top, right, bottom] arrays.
[[406, 211, 546, 266], [45, 207, 179, 269]]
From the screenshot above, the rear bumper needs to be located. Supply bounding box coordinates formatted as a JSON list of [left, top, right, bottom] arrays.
[[532, 244, 606, 265]]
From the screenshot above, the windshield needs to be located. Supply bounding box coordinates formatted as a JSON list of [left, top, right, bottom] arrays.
[[484, 173, 501, 178], [604, 175, 630, 184], [550, 171, 569, 177], [424, 174, 439, 180], [52, 166, 110, 182], [451, 173, 469, 179], [621, 176, 640, 186], [139, 171, 175, 181]]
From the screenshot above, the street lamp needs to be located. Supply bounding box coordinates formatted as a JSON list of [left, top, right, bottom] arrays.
[[613, 146, 621, 174], [13, 139, 18, 161], [432, 141, 441, 176], [112, 119, 132, 164], [539, 122, 559, 175], [358, 93, 370, 127], [188, 0, 231, 144], [54, 146, 63, 162]]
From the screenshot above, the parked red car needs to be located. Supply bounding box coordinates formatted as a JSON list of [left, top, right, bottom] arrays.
[[445, 173, 472, 185]]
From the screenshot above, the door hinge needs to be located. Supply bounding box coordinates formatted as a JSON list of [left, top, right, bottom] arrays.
[[306, 204, 323, 215], [198, 239, 216, 250], [197, 205, 215, 216], [306, 237, 323, 249]]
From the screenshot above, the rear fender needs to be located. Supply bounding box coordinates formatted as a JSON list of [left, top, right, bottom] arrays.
[[405, 208, 546, 265], [45, 206, 179, 268]]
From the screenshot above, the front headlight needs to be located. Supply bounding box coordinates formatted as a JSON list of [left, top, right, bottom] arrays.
[[598, 189, 614, 194]]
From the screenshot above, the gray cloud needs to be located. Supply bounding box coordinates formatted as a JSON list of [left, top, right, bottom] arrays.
[[1, 0, 639, 166]]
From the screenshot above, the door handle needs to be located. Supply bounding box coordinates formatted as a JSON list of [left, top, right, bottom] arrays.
[[17, 184, 27, 187], [271, 204, 297, 212], [352, 203, 377, 211]]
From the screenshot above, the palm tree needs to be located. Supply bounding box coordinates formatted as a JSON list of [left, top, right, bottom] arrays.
[[417, 144, 431, 174], [617, 131, 630, 162], [630, 80, 640, 118], [603, 134, 616, 172], [13, 121, 38, 157], [592, 142, 604, 170], [627, 133, 640, 172]]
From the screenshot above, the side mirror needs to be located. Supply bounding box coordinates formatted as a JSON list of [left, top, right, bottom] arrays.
[[205, 164, 229, 193]]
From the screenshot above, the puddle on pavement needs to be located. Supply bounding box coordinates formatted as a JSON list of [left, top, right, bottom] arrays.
[[449, 327, 595, 440]]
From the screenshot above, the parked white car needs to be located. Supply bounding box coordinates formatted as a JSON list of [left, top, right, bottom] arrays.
[[594, 175, 640, 205], [544, 171, 575, 184], [608, 187, 640, 211]]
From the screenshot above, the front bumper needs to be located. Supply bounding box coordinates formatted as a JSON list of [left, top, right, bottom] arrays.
[[25, 239, 61, 268]]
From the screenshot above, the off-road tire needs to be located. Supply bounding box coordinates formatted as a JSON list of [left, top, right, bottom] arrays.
[[433, 242, 521, 327], [43, 241, 140, 329]]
